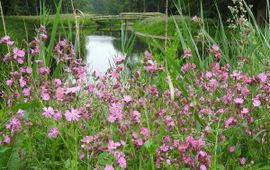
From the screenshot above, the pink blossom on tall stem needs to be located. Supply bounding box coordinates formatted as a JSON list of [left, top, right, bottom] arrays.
[[53, 79, 62, 86], [4, 135, 11, 144], [39, 67, 50, 75], [225, 117, 237, 128], [200, 164, 207, 170], [108, 102, 123, 123], [257, 73, 267, 83], [0, 35, 10, 43], [55, 87, 65, 101], [48, 127, 59, 139], [210, 44, 221, 59], [140, 127, 149, 140], [13, 48, 25, 64], [239, 157, 246, 165], [42, 107, 54, 118], [17, 109, 25, 117], [135, 138, 143, 146], [123, 95, 132, 103], [192, 15, 199, 22], [117, 156, 127, 169], [114, 55, 125, 64], [6, 80, 13, 86], [41, 93, 50, 101], [234, 98, 244, 104], [108, 140, 121, 151], [23, 87, 31, 97], [19, 77, 26, 87], [253, 99, 261, 107], [144, 50, 153, 59], [228, 146, 235, 153], [105, 165, 114, 170], [65, 108, 81, 122], [184, 48, 192, 58]]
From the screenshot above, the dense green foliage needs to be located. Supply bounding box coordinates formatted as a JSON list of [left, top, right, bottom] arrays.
[[1, 0, 267, 23]]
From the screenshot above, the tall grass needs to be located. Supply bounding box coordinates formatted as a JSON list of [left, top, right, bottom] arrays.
[[1, 0, 270, 169]]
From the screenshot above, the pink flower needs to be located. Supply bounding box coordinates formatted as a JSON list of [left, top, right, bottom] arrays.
[[39, 67, 50, 75], [13, 48, 25, 64], [212, 44, 220, 51], [209, 79, 218, 89], [108, 140, 121, 151], [140, 127, 149, 139], [184, 48, 192, 58], [186, 136, 205, 150], [53, 79, 62, 86], [239, 157, 246, 165], [55, 87, 65, 101], [105, 165, 114, 170], [117, 156, 126, 169], [108, 102, 123, 123], [210, 44, 221, 59], [5, 118, 22, 134], [241, 108, 249, 115], [0, 35, 10, 43], [135, 139, 143, 146], [79, 153, 85, 160], [81, 136, 95, 143], [42, 107, 54, 118], [114, 55, 125, 64], [17, 109, 25, 117], [234, 98, 244, 104], [88, 84, 94, 93], [132, 110, 141, 123], [160, 144, 169, 152], [123, 95, 132, 103], [178, 144, 188, 153], [23, 87, 31, 97], [192, 15, 199, 22], [7, 40, 14, 46], [48, 127, 59, 139], [135, 69, 141, 77], [4, 135, 10, 144], [228, 146, 235, 152], [144, 50, 153, 59], [19, 77, 26, 87], [40, 33, 48, 40], [200, 164, 207, 170], [225, 117, 237, 128], [6, 80, 13, 86], [65, 108, 81, 122], [65, 86, 80, 94], [53, 111, 62, 121], [41, 93, 50, 101], [257, 73, 267, 83], [253, 99, 261, 107]]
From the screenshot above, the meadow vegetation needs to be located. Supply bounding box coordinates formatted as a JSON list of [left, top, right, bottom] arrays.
[[1, 0, 270, 169]]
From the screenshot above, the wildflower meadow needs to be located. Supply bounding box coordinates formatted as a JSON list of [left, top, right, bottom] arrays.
[[1, 0, 270, 169]]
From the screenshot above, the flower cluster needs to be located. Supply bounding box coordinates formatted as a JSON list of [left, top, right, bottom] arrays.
[[1, 28, 270, 169]]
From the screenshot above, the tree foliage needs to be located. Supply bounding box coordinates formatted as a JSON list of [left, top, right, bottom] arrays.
[[1, 0, 266, 21]]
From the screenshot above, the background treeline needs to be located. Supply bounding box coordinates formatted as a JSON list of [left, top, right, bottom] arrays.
[[1, 0, 229, 16], [1, 0, 266, 21]]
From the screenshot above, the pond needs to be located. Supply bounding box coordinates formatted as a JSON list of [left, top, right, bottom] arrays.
[[85, 30, 148, 73]]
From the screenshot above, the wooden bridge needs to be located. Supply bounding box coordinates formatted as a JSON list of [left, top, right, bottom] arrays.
[[91, 12, 164, 25]]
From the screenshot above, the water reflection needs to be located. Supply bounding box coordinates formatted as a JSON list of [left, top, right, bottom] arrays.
[[85, 31, 147, 73]]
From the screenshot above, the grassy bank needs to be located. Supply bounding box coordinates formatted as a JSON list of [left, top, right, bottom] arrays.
[[0, 14, 96, 41], [133, 15, 217, 37]]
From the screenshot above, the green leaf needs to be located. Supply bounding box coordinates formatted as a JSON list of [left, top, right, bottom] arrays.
[[0, 146, 11, 153], [144, 140, 156, 155], [216, 164, 225, 170]]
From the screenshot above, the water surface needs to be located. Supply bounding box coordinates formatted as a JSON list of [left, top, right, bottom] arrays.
[[85, 30, 147, 73]]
